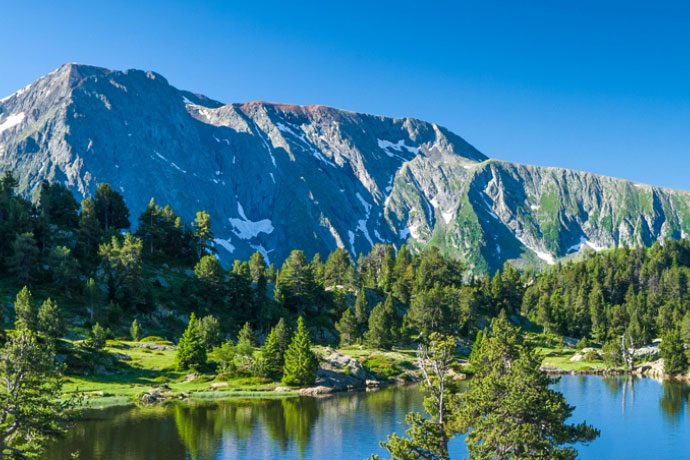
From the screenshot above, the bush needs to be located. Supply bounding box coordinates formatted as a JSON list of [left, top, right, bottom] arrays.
[[360, 354, 402, 380], [575, 337, 590, 350], [602, 340, 622, 366], [250, 357, 270, 378], [141, 336, 173, 345], [89, 323, 107, 349], [584, 350, 601, 361]]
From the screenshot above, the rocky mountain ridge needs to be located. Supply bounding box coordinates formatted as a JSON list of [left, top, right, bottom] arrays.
[[1, 63, 689, 273]]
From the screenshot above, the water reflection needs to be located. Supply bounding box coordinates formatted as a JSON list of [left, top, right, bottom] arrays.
[[47, 386, 423, 460], [48, 378, 690, 460], [659, 380, 690, 421]]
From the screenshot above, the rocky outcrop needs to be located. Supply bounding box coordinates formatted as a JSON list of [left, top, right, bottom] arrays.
[[138, 387, 189, 405], [295, 348, 378, 396]]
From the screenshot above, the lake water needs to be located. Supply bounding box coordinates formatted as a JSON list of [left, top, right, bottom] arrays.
[[47, 376, 690, 460]]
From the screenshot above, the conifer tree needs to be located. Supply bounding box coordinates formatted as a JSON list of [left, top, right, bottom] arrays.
[[249, 251, 267, 283], [75, 197, 102, 267], [14, 286, 35, 331], [194, 254, 224, 300], [324, 248, 354, 287], [94, 183, 130, 233], [8, 232, 39, 284], [37, 298, 63, 338], [660, 327, 688, 375], [282, 317, 318, 386], [130, 318, 142, 341], [456, 316, 599, 459], [262, 327, 283, 377], [275, 250, 318, 316], [193, 211, 214, 258], [365, 295, 399, 349], [335, 308, 359, 346], [354, 288, 369, 338], [90, 323, 107, 349], [274, 317, 292, 358], [237, 321, 257, 347], [175, 313, 207, 371], [197, 315, 222, 350], [0, 329, 75, 459]]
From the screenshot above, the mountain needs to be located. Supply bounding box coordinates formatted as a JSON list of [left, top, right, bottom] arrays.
[[1, 63, 689, 273]]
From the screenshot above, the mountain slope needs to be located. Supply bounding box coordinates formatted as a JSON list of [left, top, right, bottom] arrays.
[[1, 63, 689, 272]]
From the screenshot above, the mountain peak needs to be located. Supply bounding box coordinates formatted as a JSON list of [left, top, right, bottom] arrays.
[[1, 63, 689, 272]]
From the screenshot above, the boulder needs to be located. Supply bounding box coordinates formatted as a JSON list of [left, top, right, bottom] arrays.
[[135, 343, 176, 351], [273, 386, 293, 392], [634, 343, 660, 361], [298, 385, 333, 397], [210, 382, 228, 390], [562, 337, 578, 349], [569, 348, 602, 361]]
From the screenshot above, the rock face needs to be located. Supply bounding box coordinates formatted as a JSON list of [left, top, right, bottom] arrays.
[[297, 348, 376, 395], [2, 63, 690, 272]]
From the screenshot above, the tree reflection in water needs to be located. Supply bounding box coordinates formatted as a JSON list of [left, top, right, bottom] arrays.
[[659, 380, 690, 421], [46, 386, 424, 460]]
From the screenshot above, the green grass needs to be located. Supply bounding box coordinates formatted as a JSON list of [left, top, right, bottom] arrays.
[[60, 340, 287, 406], [337, 347, 418, 380], [536, 346, 612, 372]]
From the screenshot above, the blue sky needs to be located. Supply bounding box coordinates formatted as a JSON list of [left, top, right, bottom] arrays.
[[2, 1, 689, 189]]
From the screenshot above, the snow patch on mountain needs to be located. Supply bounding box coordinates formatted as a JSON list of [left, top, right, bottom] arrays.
[[0, 113, 25, 135], [250, 244, 273, 265], [514, 233, 555, 265], [377, 139, 419, 157], [277, 121, 336, 167], [567, 236, 607, 253], [153, 150, 187, 173], [229, 202, 274, 240], [355, 192, 372, 214], [214, 237, 236, 254]]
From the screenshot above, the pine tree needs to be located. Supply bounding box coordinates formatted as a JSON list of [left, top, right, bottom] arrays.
[[197, 315, 222, 349], [130, 319, 142, 341], [94, 183, 130, 233], [194, 255, 224, 300], [406, 283, 459, 337], [75, 197, 102, 267], [8, 232, 39, 284], [275, 250, 318, 317], [354, 288, 369, 339], [660, 327, 688, 375], [324, 248, 354, 287], [274, 317, 292, 359], [0, 329, 75, 459], [249, 251, 267, 283], [14, 286, 36, 331], [193, 211, 214, 258], [37, 298, 63, 338], [456, 316, 599, 459], [90, 323, 107, 349], [365, 295, 400, 349], [335, 308, 359, 346], [282, 317, 318, 386], [262, 327, 283, 377], [468, 329, 484, 364], [175, 313, 207, 371], [237, 321, 257, 347]]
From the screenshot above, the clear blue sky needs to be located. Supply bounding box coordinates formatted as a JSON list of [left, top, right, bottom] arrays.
[[2, 1, 689, 189]]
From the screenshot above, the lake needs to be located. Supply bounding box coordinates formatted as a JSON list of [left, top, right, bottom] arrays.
[[47, 376, 690, 459]]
